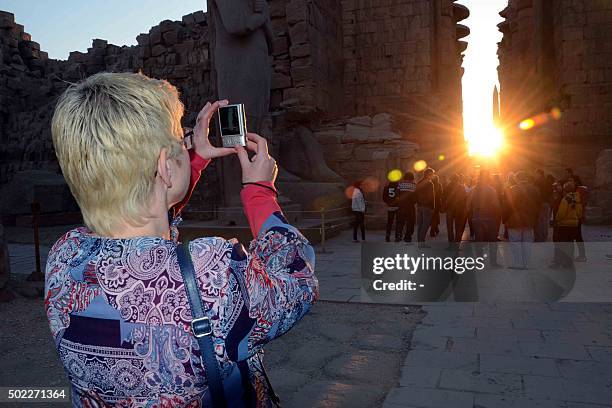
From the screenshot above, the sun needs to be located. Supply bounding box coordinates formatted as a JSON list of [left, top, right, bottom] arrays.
[[465, 121, 505, 158]]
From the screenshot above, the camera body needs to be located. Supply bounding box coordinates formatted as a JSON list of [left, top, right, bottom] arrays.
[[218, 103, 247, 147]]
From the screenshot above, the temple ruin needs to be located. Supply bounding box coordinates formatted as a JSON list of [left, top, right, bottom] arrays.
[[0, 1, 469, 218]]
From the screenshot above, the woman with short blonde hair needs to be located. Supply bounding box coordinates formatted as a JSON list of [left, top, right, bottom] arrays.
[[45, 72, 318, 407]]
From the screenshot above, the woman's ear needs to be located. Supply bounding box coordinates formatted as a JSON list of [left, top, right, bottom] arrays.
[[156, 148, 172, 189]]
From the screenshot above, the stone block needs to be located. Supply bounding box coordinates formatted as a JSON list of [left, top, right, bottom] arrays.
[[271, 72, 291, 89], [313, 130, 344, 145], [523, 375, 612, 405], [353, 145, 392, 161], [291, 65, 312, 83], [480, 354, 559, 376], [348, 116, 372, 126], [151, 44, 166, 57], [269, 1, 286, 18], [385, 386, 474, 408], [290, 43, 310, 58], [323, 143, 354, 161], [163, 30, 178, 46], [289, 21, 309, 44], [181, 13, 196, 25], [150, 27, 162, 45], [0, 13, 15, 29], [272, 36, 288, 55], [193, 11, 206, 24], [92, 38, 107, 49], [440, 369, 523, 395], [286, 0, 309, 25]]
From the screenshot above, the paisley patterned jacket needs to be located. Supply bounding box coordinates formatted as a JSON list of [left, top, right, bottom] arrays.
[[44, 208, 318, 407]]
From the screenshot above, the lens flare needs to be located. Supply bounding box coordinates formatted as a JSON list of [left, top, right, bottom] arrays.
[[519, 118, 535, 130], [551, 107, 562, 120], [387, 169, 403, 182], [466, 122, 505, 157], [361, 176, 380, 193], [413, 160, 428, 172], [438, 154, 446, 161]]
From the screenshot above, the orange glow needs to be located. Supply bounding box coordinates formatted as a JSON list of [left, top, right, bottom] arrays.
[[361, 176, 380, 193], [551, 107, 562, 120]]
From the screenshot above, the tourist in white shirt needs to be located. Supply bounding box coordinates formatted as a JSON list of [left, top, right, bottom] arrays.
[[352, 181, 366, 242]]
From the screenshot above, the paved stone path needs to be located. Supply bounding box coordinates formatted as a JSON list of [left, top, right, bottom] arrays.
[[5, 223, 612, 407]]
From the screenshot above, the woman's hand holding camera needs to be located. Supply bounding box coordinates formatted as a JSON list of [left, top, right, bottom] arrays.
[[193, 100, 235, 160], [235, 133, 278, 184], [193, 101, 277, 184]]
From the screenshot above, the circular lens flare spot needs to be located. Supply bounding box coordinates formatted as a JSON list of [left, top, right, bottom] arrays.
[[438, 154, 446, 161], [413, 160, 428, 172], [344, 186, 355, 199], [519, 118, 535, 130], [387, 169, 403, 182], [551, 107, 562, 120], [361, 176, 380, 193]]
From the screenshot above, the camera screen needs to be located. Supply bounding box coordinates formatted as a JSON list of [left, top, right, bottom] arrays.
[[219, 106, 240, 135]]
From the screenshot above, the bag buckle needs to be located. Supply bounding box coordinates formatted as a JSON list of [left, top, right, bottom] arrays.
[[191, 316, 212, 338]]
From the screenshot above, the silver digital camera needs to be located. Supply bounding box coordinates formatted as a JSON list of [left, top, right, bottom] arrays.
[[218, 103, 247, 147]]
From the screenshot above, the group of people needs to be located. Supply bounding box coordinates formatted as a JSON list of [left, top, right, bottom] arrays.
[[364, 166, 589, 268]]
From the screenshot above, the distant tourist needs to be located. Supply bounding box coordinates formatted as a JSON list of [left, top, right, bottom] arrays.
[[444, 174, 468, 249], [382, 176, 400, 242], [396, 172, 417, 242], [430, 174, 444, 237], [351, 180, 366, 242], [534, 169, 554, 242], [551, 181, 583, 268], [468, 169, 501, 266], [504, 171, 540, 269], [415, 168, 436, 246]]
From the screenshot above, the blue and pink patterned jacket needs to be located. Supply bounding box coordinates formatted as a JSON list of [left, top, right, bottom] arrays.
[[44, 152, 319, 407]]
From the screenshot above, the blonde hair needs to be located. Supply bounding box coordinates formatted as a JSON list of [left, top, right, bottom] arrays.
[[51, 72, 185, 235]]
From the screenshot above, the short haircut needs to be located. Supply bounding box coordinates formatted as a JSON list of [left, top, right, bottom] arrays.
[[51, 72, 185, 235], [404, 171, 415, 181], [424, 168, 435, 177]]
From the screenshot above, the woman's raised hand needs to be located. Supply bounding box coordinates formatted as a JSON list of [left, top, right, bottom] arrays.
[[235, 133, 278, 184], [192, 100, 235, 160]]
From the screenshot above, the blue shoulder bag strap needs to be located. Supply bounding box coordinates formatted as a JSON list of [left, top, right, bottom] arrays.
[[176, 242, 228, 408]]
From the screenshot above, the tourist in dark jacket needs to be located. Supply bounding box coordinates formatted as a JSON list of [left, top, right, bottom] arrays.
[[416, 168, 436, 246], [383, 178, 399, 242], [430, 175, 444, 237], [534, 169, 554, 242], [468, 170, 501, 266], [396, 172, 417, 242], [445, 174, 468, 249], [505, 171, 541, 269]]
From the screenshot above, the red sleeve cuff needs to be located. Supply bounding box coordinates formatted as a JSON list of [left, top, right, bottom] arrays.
[[241, 181, 282, 237], [190, 151, 210, 173]]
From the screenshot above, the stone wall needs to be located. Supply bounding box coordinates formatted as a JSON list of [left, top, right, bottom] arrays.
[[341, 0, 467, 162], [0, 10, 221, 215], [269, 0, 344, 117], [1, 2, 468, 217], [497, 0, 612, 183]]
